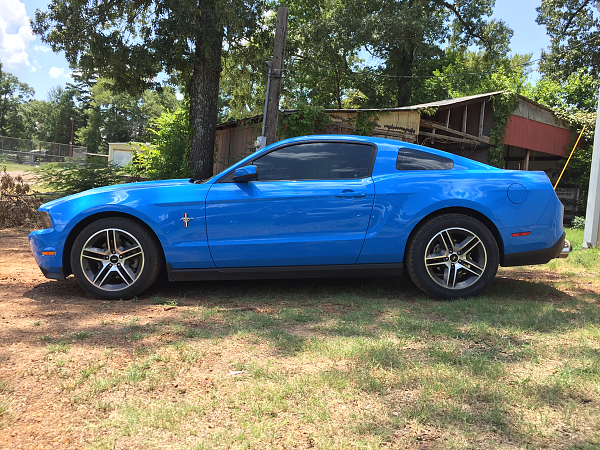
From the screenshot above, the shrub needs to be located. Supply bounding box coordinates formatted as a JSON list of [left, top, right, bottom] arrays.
[[0, 167, 43, 228], [123, 107, 193, 181], [30, 159, 124, 196], [572, 216, 585, 229]]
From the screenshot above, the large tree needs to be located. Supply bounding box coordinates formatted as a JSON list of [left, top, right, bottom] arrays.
[[220, 0, 513, 117], [0, 63, 34, 138], [536, 0, 600, 81], [32, 0, 264, 179]]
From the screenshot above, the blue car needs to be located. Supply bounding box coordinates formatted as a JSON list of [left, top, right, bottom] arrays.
[[29, 135, 570, 300]]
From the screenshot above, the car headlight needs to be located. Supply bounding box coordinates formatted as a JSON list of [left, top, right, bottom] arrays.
[[39, 211, 53, 229]]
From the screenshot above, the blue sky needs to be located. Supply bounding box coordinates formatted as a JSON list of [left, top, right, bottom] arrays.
[[1, 0, 552, 100]]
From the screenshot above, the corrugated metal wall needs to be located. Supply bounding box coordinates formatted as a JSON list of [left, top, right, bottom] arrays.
[[504, 115, 571, 157]]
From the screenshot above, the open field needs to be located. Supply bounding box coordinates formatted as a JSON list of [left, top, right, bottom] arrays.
[[0, 227, 599, 449]]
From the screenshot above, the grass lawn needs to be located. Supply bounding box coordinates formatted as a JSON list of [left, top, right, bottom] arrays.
[[0, 161, 37, 173], [2, 228, 599, 449]]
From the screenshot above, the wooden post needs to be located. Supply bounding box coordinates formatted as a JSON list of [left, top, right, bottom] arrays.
[[445, 109, 450, 128], [478, 101, 485, 138], [461, 105, 467, 150], [265, 7, 289, 146], [523, 149, 530, 171]]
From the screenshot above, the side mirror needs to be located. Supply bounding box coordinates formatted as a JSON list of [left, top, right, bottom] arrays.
[[233, 165, 258, 183]]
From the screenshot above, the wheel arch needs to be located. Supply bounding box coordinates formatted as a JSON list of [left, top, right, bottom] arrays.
[[404, 207, 504, 263], [62, 211, 166, 277]]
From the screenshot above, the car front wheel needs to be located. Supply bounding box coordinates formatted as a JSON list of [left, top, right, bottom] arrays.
[[70, 217, 162, 299], [406, 214, 499, 299]]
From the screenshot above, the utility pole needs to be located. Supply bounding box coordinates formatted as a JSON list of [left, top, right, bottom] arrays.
[[264, 7, 288, 146], [69, 117, 74, 158]]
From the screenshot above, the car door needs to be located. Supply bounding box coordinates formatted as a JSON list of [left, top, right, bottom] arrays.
[[205, 141, 376, 267]]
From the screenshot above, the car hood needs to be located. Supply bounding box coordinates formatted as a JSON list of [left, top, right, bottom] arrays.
[[40, 179, 195, 209]]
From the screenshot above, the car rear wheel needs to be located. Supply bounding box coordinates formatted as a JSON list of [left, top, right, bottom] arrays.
[[406, 214, 499, 299], [70, 217, 161, 300]]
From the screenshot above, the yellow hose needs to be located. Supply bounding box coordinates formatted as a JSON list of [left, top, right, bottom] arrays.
[[554, 125, 586, 190]]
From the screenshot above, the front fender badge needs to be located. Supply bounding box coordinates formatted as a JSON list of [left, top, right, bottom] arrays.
[[181, 213, 194, 228]]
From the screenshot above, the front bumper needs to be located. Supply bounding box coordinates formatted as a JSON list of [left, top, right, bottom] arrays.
[[501, 231, 567, 267]]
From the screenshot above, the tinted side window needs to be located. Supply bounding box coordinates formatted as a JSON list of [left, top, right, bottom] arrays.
[[396, 148, 454, 171], [253, 142, 375, 181]]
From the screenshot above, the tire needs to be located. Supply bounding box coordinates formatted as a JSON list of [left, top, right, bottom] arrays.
[[406, 214, 499, 299], [70, 217, 162, 300]]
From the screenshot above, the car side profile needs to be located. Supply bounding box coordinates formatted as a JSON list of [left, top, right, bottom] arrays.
[[29, 135, 570, 300]]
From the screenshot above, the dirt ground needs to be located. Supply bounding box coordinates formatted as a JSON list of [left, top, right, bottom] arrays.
[[0, 228, 598, 449], [0, 228, 200, 449]]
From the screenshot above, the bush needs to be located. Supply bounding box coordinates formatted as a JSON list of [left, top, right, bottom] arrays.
[[122, 107, 193, 181], [572, 216, 585, 229], [0, 167, 43, 228], [30, 159, 124, 196]]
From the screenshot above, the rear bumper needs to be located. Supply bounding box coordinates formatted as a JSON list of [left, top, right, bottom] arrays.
[[501, 231, 567, 267]]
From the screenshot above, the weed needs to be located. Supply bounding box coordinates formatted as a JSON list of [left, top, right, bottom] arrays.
[[47, 342, 71, 353]]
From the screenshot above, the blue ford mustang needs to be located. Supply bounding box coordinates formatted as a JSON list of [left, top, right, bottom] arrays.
[[29, 135, 570, 300]]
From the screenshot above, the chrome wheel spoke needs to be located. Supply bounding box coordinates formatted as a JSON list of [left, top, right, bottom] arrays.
[[444, 265, 457, 288], [116, 265, 133, 285], [93, 264, 112, 287], [120, 245, 142, 260], [461, 259, 484, 276], [426, 254, 448, 267], [457, 235, 480, 255], [82, 247, 107, 262]]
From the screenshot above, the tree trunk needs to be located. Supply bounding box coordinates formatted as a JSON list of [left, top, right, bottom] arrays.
[[188, 1, 223, 180], [396, 48, 414, 107]]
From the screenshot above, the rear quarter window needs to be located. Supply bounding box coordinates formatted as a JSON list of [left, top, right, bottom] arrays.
[[396, 148, 454, 171]]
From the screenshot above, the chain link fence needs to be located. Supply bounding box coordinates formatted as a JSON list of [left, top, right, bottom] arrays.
[[0, 135, 87, 166]]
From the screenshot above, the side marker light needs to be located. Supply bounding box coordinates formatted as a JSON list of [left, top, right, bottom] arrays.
[[511, 232, 531, 237], [41, 251, 56, 256]]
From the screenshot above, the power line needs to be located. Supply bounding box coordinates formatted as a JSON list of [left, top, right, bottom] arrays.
[[289, 54, 542, 80]]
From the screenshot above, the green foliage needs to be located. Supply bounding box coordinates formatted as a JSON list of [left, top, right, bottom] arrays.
[[122, 108, 193, 181], [536, 0, 600, 82], [348, 111, 379, 136], [77, 78, 181, 154], [524, 69, 599, 114], [222, 0, 515, 116], [489, 91, 519, 168], [33, 0, 265, 180], [571, 216, 585, 230], [413, 51, 530, 105], [0, 62, 35, 138], [279, 103, 331, 139], [31, 160, 124, 196]]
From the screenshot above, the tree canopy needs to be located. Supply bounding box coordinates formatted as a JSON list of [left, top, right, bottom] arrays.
[[0, 63, 34, 138], [33, 0, 265, 179], [220, 0, 515, 120], [536, 0, 600, 81]]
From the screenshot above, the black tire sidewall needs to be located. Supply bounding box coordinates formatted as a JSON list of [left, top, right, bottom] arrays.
[[70, 217, 161, 299], [407, 214, 499, 299]]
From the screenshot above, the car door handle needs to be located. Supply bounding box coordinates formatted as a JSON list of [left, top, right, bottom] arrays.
[[335, 190, 367, 198]]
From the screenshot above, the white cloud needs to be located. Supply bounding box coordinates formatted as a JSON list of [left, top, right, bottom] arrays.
[[175, 92, 184, 101], [48, 66, 73, 80], [0, 0, 35, 70], [34, 45, 51, 53], [49, 66, 64, 78], [30, 65, 36, 72]]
